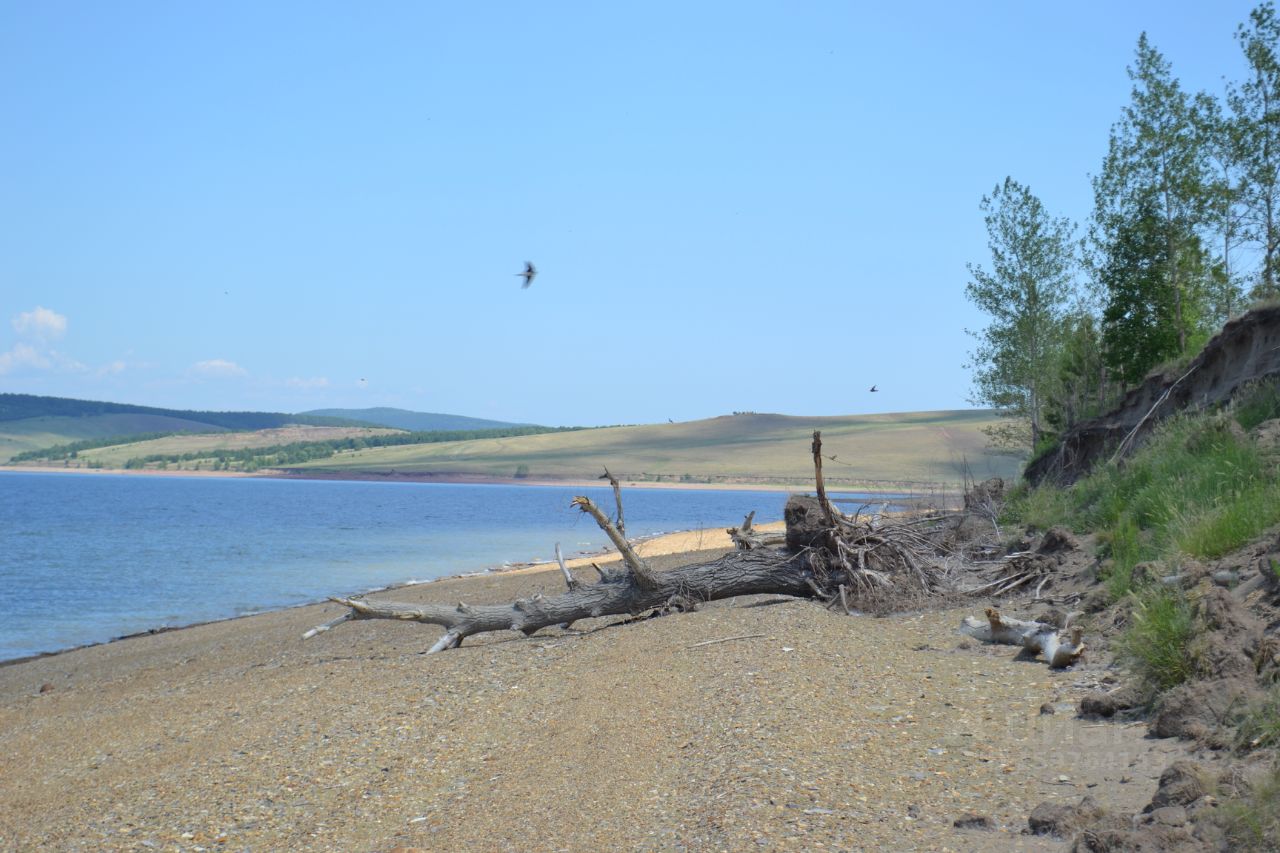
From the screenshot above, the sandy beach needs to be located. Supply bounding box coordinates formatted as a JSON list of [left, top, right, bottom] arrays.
[[0, 523, 1191, 852]]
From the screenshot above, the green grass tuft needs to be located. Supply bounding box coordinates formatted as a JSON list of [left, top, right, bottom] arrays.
[[1218, 760, 1280, 851], [1234, 378, 1280, 432], [1118, 586, 1197, 695], [1234, 686, 1280, 754], [1176, 480, 1280, 559]]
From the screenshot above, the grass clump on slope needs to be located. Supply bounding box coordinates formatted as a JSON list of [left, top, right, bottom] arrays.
[[1218, 759, 1280, 851], [1005, 390, 1280, 601], [1116, 585, 1197, 696]]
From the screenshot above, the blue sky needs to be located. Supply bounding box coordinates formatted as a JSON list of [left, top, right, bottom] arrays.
[[0, 1, 1265, 425]]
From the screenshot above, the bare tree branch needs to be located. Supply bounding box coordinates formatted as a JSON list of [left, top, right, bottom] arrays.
[[599, 467, 626, 537], [572, 495, 657, 588]]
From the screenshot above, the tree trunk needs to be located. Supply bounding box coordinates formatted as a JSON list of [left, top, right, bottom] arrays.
[[319, 550, 818, 651]]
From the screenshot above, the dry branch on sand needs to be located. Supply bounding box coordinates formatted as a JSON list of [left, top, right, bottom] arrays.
[[960, 608, 1086, 668], [306, 432, 1084, 665]]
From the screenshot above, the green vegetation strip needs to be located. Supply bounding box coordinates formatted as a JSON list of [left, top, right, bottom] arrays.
[[15, 425, 586, 471], [1006, 380, 1280, 602]]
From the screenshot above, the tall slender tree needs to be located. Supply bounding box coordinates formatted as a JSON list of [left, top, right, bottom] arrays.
[[1099, 198, 1193, 383], [965, 178, 1076, 451], [1091, 34, 1213, 359], [1229, 1, 1280, 298], [1201, 93, 1248, 323]]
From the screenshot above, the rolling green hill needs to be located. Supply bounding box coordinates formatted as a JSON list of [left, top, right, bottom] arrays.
[[0, 393, 363, 463], [0, 394, 357, 429], [299, 407, 532, 432], [0, 414, 233, 463], [287, 410, 1023, 488]]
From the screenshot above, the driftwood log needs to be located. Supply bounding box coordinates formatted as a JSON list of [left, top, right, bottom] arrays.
[[305, 431, 1083, 662], [960, 608, 1086, 668], [306, 432, 951, 651], [309, 547, 817, 652]]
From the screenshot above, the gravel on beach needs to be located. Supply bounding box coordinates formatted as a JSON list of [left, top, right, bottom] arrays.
[[0, 548, 1189, 852]]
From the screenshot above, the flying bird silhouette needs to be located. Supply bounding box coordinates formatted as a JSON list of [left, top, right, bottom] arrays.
[[516, 261, 537, 289], [869, 385, 879, 392]]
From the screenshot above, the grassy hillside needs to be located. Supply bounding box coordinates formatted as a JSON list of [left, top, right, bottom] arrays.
[[299, 407, 531, 431], [287, 410, 1021, 488], [69, 426, 405, 468], [0, 393, 357, 429], [0, 393, 366, 463], [0, 414, 232, 463]]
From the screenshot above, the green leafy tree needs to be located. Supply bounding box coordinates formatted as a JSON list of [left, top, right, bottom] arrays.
[[1045, 309, 1117, 435], [965, 177, 1077, 451], [1230, 1, 1280, 298], [1091, 34, 1213, 359], [1201, 93, 1249, 321], [1099, 199, 1185, 382]]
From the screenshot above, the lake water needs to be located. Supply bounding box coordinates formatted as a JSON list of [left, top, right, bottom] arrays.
[[0, 472, 910, 662]]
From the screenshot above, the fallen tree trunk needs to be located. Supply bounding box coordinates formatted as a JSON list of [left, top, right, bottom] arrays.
[[317, 549, 817, 651], [305, 431, 960, 652]]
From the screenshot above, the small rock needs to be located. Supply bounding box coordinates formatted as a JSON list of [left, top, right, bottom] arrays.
[[1149, 761, 1210, 809], [1039, 702, 1055, 715], [1148, 805, 1188, 827], [1028, 796, 1104, 837], [953, 813, 993, 830], [1080, 685, 1141, 718], [907, 803, 921, 819], [1212, 570, 1239, 588], [38, 683, 54, 694]]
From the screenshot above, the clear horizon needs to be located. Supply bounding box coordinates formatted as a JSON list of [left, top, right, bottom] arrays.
[[1, 1, 1265, 426]]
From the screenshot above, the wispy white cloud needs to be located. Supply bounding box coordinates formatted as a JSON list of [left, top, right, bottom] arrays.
[[0, 342, 52, 374], [96, 360, 127, 377], [12, 306, 67, 341], [286, 376, 330, 389], [0, 306, 72, 375], [191, 358, 248, 378]]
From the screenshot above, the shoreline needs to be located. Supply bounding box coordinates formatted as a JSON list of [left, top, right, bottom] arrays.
[[0, 462, 952, 497], [0, 520, 786, 669]]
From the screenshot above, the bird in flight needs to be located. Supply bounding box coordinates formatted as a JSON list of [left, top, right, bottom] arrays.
[[516, 261, 537, 288], [869, 385, 879, 392]]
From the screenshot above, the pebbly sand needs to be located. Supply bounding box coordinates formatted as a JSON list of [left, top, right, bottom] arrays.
[[0, 525, 1189, 852]]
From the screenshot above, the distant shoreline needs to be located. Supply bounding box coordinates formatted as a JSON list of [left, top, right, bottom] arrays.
[[0, 463, 947, 496]]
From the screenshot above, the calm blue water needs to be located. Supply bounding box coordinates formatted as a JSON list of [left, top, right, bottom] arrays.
[[0, 472, 912, 661]]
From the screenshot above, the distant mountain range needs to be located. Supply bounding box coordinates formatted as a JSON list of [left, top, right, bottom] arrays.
[[0, 393, 355, 430], [298, 407, 530, 432]]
